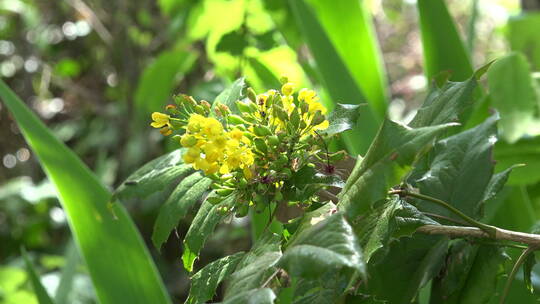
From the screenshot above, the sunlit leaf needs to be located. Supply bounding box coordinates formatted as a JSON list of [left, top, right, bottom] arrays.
[[22, 249, 54, 304]]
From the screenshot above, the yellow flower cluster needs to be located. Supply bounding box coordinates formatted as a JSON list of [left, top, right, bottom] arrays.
[[179, 114, 254, 177]]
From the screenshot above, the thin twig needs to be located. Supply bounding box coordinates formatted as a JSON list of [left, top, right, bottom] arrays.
[[261, 269, 280, 288]]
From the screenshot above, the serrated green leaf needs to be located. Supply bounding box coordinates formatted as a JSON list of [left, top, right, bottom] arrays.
[[366, 235, 448, 304], [417, 0, 473, 81], [355, 197, 439, 263], [411, 115, 498, 221], [212, 78, 245, 114], [182, 195, 236, 272], [114, 150, 192, 200], [292, 269, 356, 304], [482, 165, 520, 204], [288, 0, 380, 155], [185, 252, 245, 304], [134, 50, 197, 121], [409, 76, 478, 128], [224, 232, 282, 298], [339, 119, 458, 219], [430, 243, 508, 304], [22, 249, 55, 304], [0, 79, 171, 304], [222, 288, 276, 304], [323, 103, 362, 136], [279, 213, 365, 279], [487, 52, 537, 143], [152, 173, 212, 250]]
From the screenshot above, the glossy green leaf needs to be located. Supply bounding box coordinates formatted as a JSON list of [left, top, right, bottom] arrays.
[[292, 269, 357, 304], [430, 243, 508, 304], [324, 103, 362, 137], [134, 50, 197, 120], [279, 213, 365, 279], [185, 252, 245, 304], [339, 119, 457, 219], [306, 0, 389, 118], [222, 288, 276, 304], [487, 53, 537, 143], [224, 232, 282, 298], [182, 195, 236, 272], [409, 75, 479, 128], [410, 115, 498, 220], [0, 80, 171, 304], [212, 77, 245, 114], [417, 0, 473, 81], [22, 249, 54, 304], [289, 0, 380, 155], [366, 235, 448, 304], [152, 173, 212, 250], [114, 150, 192, 200]]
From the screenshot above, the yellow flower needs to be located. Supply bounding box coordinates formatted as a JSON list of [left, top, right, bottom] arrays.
[[202, 117, 223, 138], [203, 143, 223, 163], [180, 134, 197, 147], [313, 119, 329, 131], [151, 112, 171, 128], [229, 128, 244, 141], [187, 114, 206, 132], [159, 126, 173, 136], [281, 82, 295, 96]]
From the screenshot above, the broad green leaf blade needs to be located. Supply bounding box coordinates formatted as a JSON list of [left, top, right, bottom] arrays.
[[212, 77, 245, 114], [339, 119, 458, 219], [182, 195, 236, 272], [114, 150, 192, 200], [430, 242, 508, 304], [410, 115, 498, 220], [152, 173, 212, 250], [494, 136, 540, 185], [292, 270, 357, 304], [0, 80, 171, 304], [279, 213, 365, 279], [417, 0, 473, 81], [185, 252, 245, 304], [222, 288, 276, 304], [365, 235, 448, 304], [355, 197, 439, 263], [289, 0, 380, 155], [22, 249, 54, 304], [134, 50, 197, 121], [508, 13, 540, 70], [487, 52, 537, 143], [409, 76, 478, 128], [306, 0, 389, 118], [323, 103, 362, 137], [224, 232, 282, 298]]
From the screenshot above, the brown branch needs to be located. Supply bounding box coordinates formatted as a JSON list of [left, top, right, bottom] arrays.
[[416, 225, 540, 246]]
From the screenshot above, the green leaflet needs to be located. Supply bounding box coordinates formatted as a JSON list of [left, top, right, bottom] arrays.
[[494, 136, 540, 186], [222, 288, 276, 304], [323, 103, 363, 137], [487, 53, 537, 143], [288, 0, 380, 155], [338, 119, 457, 219], [185, 252, 245, 304], [410, 115, 499, 221], [182, 195, 236, 272], [365, 235, 449, 304], [278, 213, 365, 280], [417, 0, 473, 82], [430, 242, 508, 304], [22, 249, 55, 304], [224, 232, 282, 298], [134, 50, 197, 121], [305, 0, 389, 118], [152, 173, 212, 250], [0, 80, 171, 304], [114, 149, 193, 200]]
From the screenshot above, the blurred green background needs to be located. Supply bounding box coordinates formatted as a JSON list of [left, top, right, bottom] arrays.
[[2, 0, 540, 303]]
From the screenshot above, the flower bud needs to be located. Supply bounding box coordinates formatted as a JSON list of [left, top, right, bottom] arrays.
[[281, 82, 295, 96], [217, 188, 234, 196], [217, 206, 229, 215], [311, 111, 326, 126], [267, 135, 279, 147], [273, 105, 289, 122], [207, 196, 222, 205], [247, 87, 257, 102], [253, 125, 272, 137], [227, 115, 248, 125], [235, 100, 252, 113], [200, 100, 211, 111], [254, 138, 268, 153], [180, 134, 197, 147]]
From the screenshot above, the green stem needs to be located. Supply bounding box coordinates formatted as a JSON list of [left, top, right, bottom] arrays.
[[390, 189, 497, 237], [500, 246, 537, 304]]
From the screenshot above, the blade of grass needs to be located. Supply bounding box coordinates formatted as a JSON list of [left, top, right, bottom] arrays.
[[54, 241, 79, 304], [289, 0, 380, 155], [0, 79, 171, 304], [417, 0, 473, 81], [22, 248, 55, 304], [306, 0, 389, 118]]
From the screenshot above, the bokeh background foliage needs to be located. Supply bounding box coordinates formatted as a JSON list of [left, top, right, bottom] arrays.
[[2, 0, 540, 303]]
